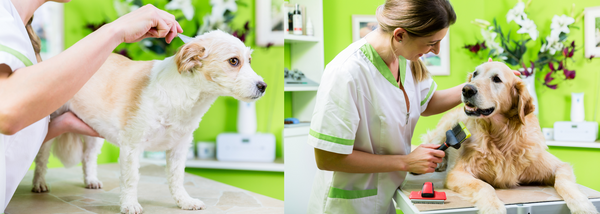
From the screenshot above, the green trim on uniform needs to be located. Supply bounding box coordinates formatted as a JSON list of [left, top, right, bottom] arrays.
[[0, 44, 33, 67], [309, 129, 354, 146], [398, 56, 407, 86], [328, 187, 378, 199], [360, 43, 407, 87], [420, 81, 437, 106]]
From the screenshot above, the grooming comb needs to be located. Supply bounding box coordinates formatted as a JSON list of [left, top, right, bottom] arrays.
[[438, 122, 471, 151]]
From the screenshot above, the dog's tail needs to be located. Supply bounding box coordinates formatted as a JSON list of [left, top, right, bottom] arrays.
[[52, 133, 83, 168], [50, 103, 83, 168]]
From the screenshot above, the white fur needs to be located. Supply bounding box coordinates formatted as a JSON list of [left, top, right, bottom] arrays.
[[33, 30, 265, 214]]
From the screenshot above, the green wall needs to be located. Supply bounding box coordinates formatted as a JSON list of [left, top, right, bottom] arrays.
[[33, 0, 283, 201], [322, 0, 600, 200]]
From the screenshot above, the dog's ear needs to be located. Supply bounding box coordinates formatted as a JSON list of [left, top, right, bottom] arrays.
[[513, 80, 535, 124], [175, 43, 206, 73]]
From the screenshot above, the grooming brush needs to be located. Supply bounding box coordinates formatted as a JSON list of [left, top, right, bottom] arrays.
[[437, 122, 471, 151], [409, 182, 446, 204]]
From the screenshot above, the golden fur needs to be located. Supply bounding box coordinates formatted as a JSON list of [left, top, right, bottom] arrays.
[[422, 62, 598, 214]]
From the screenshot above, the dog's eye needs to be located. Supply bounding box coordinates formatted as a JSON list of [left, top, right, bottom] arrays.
[[229, 58, 239, 66], [493, 76, 502, 83], [473, 71, 478, 78]]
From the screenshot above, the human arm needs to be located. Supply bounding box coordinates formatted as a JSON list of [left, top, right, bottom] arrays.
[[0, 5, 182, 135], [314, 144, 445, 174], [421, 83, 466, 116]]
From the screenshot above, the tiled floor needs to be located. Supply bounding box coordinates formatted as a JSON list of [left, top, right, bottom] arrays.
[[5, 163, 283, 214]]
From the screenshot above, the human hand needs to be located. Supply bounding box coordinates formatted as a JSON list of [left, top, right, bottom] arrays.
[[108, 4, 183, 44], [401, 144, 445, 174], [46, 111, 102, 143]]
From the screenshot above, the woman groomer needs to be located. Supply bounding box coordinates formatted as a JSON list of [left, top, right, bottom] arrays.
[[0, 0, 182, 211], [307, 0, 463, 213]]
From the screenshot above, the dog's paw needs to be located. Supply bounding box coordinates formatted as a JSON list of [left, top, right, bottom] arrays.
[[120, 201, 143, 214], [570, 203, 600, 214], [31, 180, 48, 193], [85, 178, 103, 189], [177, 197, 206, 210], [476, 200, 506, 214]]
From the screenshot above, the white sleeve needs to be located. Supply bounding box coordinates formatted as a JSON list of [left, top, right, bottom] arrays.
[[0, 0, 35, 70], [0, 52, 25, 71], [307, 65, 360, 155], [419, 77, 438, 114]]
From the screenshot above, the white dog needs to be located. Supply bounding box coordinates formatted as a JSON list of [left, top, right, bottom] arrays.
[[32, 30, 267, 214]]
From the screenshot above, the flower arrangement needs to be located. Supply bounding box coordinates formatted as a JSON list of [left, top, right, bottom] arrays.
[[98, 0, 250, 60], [464, 0, 583, 89]]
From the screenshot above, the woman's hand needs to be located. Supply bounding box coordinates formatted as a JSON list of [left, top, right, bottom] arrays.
[[399, 144, 445, 174], [108, 4, 183, 44], [44, 111, 102, 143]]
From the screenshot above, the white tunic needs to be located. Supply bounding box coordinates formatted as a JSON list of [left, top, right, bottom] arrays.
[[307, 38, 437, 214], [0, 0, 50, 211]]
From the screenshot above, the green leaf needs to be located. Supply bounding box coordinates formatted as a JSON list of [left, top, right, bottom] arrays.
[[559, 32, 568, 41]]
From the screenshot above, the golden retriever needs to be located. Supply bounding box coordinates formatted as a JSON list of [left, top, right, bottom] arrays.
[[421, 61, 599, 214]]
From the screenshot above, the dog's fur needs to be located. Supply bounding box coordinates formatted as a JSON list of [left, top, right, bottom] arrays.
[[422, 62, 599, 214], [32, 30, 266, 214]]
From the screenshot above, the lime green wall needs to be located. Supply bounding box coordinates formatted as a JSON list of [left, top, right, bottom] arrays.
[[322, 0, 600, 197], [33, 0, 283, 200]]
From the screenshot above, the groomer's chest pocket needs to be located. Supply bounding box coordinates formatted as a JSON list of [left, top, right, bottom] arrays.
[[324, 187, 379, 214]]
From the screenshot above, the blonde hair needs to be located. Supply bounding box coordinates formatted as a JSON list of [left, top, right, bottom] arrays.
[[376, 0, 456, 82], [25, 16, 42, 63]]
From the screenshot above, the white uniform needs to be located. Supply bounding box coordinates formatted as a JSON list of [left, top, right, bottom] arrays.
[[307, 38, 437, 214], [0, 0, 50, 211]]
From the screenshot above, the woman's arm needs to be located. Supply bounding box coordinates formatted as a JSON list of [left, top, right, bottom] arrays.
[[421, 83, 466, 116], [0, 5, 182, 135], [315, 144, 445, 174], [43, 111, 102, 143]]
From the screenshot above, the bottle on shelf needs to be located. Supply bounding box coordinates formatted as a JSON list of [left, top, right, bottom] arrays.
[[293, 4, 303, 35], [306, 17, 314, 36]]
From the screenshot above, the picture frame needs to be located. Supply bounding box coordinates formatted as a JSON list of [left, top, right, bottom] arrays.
[[584, 6, 600, 58], [31, 2, 64, 61], [420, 31, 450, 76], [352, 15, 378, 42], [256, 0, 284, 46]]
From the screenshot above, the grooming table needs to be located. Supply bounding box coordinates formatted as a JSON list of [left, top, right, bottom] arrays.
[[395, 171, 600, 214]]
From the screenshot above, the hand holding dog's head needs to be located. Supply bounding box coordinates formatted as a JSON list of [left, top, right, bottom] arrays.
[[174, 30, 267, 102]]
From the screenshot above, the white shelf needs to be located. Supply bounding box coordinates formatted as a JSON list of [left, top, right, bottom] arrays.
[[545, 140, 600, 149], [284, 34, 320, 43], [284, 85, 319, 91], [141, 157, 284, 172]]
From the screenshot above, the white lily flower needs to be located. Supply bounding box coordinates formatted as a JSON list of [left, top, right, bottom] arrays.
[[550, 14, 575, 37], [211, 0, 238, 17], [480, 28, 504, 54], [542, 35, 564, 55], [472, 19, 490, 28], [114, 0, 134, 16], [506, 1, 526, 24], [516, 18, 538, 41], [165, 0, 195, 21]]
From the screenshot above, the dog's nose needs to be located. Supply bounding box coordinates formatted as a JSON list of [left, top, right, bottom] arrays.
[[462, 84, 478, 98], [256, 81, 267, 93]]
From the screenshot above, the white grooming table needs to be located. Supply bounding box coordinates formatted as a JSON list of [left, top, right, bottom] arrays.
[[395, 171, 600, 214]]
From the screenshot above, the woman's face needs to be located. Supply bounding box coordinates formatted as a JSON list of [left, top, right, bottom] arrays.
[[400, 28, 448, 61]]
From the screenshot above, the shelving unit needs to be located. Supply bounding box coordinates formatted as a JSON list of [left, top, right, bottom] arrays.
[[284, 0, 323, 213], [141, 158, 284, 172], [284, 34, 321, 43], [545, 140, 600, 149], [284, 85, 319, 91]]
